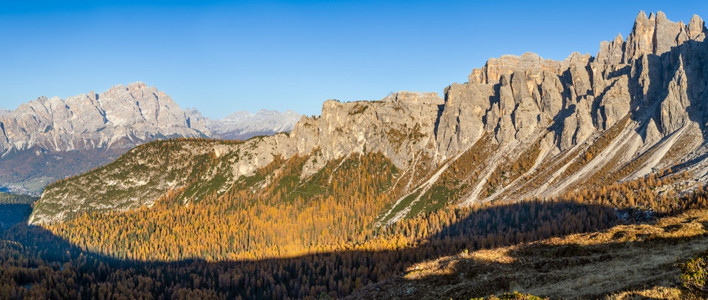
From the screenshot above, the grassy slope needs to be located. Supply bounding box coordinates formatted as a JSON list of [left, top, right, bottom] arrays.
[[354, 209, 708, 299], [44, 151, 400, 261]]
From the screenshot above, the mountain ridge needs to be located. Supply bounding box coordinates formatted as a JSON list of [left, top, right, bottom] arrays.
[[30, 11, 708, 226]]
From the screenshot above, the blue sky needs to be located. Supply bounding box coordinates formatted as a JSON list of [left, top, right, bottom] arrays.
[[0, 1, 706, 118]]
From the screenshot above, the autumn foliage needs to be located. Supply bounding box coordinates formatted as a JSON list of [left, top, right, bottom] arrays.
[[2, 144, 707, 298]]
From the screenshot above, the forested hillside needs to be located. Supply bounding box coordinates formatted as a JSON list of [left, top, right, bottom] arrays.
[[0, 192, 37, 205], [2, 179, 707, 298]]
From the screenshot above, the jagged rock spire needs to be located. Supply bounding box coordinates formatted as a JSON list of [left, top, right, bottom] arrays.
[[622, 11, 705, 63]]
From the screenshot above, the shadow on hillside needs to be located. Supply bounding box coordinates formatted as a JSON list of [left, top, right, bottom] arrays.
[[0, 203, 32, 231], [361, 229, 708, 299], [0, 201, 670, 299], [628, 35, 708, 141]]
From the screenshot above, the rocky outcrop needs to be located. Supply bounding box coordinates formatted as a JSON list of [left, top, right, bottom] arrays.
[[468, 52, 569, 85], [291, 92, 443, 173], [436, 83, 493, 158], [660, 56, 692, 134]]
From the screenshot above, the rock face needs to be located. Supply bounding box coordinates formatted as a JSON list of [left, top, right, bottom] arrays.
[[0, 83, 299, 195], [30, 11, 708, 225], [0, 82, 209, 154]]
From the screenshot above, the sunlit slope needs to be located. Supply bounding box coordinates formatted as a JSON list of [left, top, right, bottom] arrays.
[[45, 147, 401, 261]]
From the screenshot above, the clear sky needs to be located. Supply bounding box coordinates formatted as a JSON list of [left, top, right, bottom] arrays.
[[0, 1, 706, 118]]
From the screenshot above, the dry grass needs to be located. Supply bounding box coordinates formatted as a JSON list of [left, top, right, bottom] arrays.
[[606, 286, 684, 300], [354, 209, 708, 299]]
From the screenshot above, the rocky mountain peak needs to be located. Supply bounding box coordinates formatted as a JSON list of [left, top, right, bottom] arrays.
[[382, 91, 444, 105], [688, 14, 706, 39], [206, 109, 301, 140], [0, 82, 210, 154], [622, 11, 706, 63], [469, 52, 568, 85], [596, 33, 625, 65]]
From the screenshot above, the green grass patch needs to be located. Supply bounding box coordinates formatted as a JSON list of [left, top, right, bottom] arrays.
[[381, 189, 421, 224], [182, 173, 230, 202]]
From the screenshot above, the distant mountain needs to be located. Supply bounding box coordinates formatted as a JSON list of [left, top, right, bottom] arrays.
[[0, 82, 209, 153], [207, 109, 301, 140], [0, 82, 299, 195]]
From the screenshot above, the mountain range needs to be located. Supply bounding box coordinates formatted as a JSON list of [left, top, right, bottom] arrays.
[[205, 109, 301, 140], [0, 10, 705, 299], [30, 11, 708, 225], [0, 83, 300, 195]]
